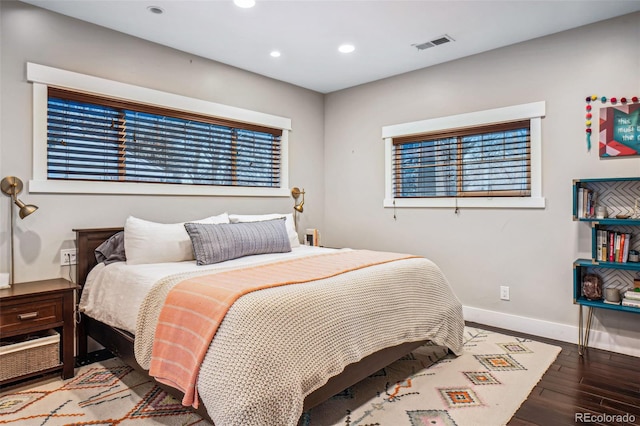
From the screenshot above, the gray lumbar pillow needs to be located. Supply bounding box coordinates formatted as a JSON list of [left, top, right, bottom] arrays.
[[184, 218, 292, 265]]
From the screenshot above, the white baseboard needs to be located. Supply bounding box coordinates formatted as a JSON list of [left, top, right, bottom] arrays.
[[463, 305, 640, 358]]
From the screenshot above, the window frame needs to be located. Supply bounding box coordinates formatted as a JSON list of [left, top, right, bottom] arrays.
[[382, 101, 546, 209], [27, 62, 292, 197]]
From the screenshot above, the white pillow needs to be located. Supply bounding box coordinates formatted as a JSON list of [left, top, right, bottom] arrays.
[[229, 213, 300, 248], [124, 213, 229, 265]]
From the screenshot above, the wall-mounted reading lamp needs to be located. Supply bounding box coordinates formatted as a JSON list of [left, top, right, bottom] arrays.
[[291, 187, 305, 230], [1, 176, 38, 287]]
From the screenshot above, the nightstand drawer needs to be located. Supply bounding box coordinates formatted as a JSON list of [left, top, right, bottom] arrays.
[[0, 298, 63, 334]]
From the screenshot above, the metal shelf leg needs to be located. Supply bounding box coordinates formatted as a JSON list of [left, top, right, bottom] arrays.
[[578, 305, 594, 356]]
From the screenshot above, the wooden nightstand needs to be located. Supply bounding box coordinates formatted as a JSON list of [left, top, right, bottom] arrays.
[[0, 278, 78, 386]]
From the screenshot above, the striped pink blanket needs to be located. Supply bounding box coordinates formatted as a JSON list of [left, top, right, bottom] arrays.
[[148, 250, 417, 408]]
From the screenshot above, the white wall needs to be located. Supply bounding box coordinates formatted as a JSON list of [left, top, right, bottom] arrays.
[[323, 12, 640, 355], [0, 1, 325, 283]]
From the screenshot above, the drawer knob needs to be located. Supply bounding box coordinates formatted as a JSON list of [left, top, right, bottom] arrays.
[[18, 312, 39, 320]]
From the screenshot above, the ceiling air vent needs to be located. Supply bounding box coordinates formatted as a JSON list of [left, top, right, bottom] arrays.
[[413, 34, 455, 51]]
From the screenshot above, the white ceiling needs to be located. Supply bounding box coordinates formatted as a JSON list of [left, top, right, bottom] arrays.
[[21, 0, 640, 93]]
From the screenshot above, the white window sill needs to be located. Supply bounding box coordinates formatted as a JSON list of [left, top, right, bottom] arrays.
[[384, 197, 546, 209], [29, 180, 290, 197]]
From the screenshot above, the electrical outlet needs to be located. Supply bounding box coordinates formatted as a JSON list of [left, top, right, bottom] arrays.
[[60, 249, 77, 266], [500, 285, 510, 301]]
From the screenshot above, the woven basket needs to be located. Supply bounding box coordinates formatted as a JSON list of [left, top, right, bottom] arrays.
[[0, 330, 60, 382]]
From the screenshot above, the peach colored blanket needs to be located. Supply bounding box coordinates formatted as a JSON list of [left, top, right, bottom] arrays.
[[147, 250, 417, 408]]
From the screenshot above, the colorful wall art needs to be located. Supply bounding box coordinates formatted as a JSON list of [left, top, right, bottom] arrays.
[[599, 104, 640, 157]]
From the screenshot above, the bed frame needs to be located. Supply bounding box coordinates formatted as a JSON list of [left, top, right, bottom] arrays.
[[74, 227, 427, 423]]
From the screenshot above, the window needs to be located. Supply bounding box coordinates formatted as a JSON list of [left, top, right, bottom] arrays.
[[47, 88, 280, 188], [28, 63, 291, 196], [382, 102, 545, 209], [393, 121, 530, 198]]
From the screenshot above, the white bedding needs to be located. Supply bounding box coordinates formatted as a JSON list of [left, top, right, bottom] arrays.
[[78, 245, 337, 334]]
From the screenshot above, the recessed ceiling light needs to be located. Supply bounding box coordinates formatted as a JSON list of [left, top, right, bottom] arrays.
[[147, 5, 164, 14], [270, 51, 281, 58], [338, 44, 355, 54], [234, 0, 256, 8]]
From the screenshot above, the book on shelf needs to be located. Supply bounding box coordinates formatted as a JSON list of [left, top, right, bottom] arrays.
[[598, 230, 631, 263], [609, 232, 615, 262], [596, 230, 601, 261], [621, 298, 640, 308], [623, 290, 640, 301], [578, 187, 584, 218], [603, 299, 621, 305], [622, 232, 631, 263], [577, 187, 595, 219]]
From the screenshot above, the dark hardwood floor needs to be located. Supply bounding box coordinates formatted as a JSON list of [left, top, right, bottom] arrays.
[[467, 322, 640, 426]]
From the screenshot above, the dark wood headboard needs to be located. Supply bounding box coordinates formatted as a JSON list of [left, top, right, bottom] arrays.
[[73, 227, 123, 288]]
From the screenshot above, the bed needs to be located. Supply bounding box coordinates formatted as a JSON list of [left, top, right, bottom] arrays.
[[74, 217, 464, 426]]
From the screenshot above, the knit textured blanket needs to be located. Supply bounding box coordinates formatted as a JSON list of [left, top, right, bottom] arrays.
[[148, 250, 417, 408], [134, 251, 464, 426]]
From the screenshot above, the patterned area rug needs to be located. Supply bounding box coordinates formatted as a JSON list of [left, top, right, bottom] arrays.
[[302, 326, 561, 426], [0, 327, 560, 426]]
